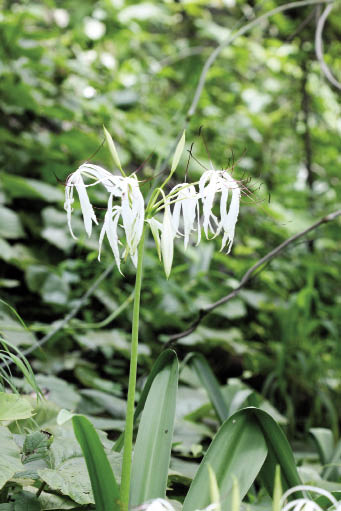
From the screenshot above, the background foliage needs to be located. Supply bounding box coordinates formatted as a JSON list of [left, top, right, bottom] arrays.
[[0, 0, 341, 508]]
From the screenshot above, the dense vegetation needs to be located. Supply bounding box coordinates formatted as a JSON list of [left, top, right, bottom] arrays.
[[0, 0, 341, 510]]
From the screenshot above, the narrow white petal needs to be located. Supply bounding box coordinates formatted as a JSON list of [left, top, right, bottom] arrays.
[[220, 183, 240, 253], [182, 185, 197, 249], [200, 171, 217, 238], [64, 183, 77, 239], [121, 177, 145, 257], [106, 209, 122, 273], [161, 201, 174, 279], [75, 174, 98, 237]]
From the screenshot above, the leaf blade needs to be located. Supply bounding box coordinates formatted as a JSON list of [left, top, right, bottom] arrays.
[[72, 415, 120, 511], [188, 353, 229, 423], [129, 351, 179, 507], [183, 409, 268, 511]]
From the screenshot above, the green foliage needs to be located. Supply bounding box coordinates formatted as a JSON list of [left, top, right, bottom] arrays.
[[72, 415, 120, 511], [1, 0, 341, 508]]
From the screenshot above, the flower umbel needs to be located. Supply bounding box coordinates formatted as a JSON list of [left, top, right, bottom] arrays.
[[199, 169, 241, 253], [64, 133, 242, 277], [64, 163, 144, 272]]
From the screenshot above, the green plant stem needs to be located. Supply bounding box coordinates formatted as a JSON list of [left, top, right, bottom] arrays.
[[120, 227, 147, 511]]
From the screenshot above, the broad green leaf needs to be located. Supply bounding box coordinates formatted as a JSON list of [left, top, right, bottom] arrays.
[[114, 349, 177, 452], [129, 350, 178, 507], [72, 415, 120, 511], [8, 399, 59, 433], [251, 408, 302, 494], [0, 427, 23, 490], [183, 408, 268, 511], [34, 375, 80, 410], [1, 174, 63, 202], [11, 487, 76, 510], [0, 207, 24, 239], [0, 393, 34, 421], [309, 428, 334, 466], [188, 353, 229, 423], [103, 126, 125, 176]]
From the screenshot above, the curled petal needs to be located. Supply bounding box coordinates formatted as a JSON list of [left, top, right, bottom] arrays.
[[220, 176, 240, 253], [65, 170, 98, 237]]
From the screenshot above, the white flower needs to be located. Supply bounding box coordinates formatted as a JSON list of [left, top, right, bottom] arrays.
[[134, 498, 175, 511], [64, 164, 144, 270], [171, 183, 201, 249], [199, 169, 241, 253], [160, 191, 175, 279], [280, 485, 341, 511], [154, 169, 241, 278], [64, 161, 242, 278]]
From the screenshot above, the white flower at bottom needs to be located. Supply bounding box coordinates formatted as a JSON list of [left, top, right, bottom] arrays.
[[134, 498, 175, 511], [280, 485, 341, 511]]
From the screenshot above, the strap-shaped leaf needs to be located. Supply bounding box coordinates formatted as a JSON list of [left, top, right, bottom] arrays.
[[183, 408, 268, 511], [72, 415, 120, 511], [309, 427, 334, 466], [187, 353, 229, 423], [113, 349, 177, 452], [250, 408, 302, 494], [129, 350, 178, 507]]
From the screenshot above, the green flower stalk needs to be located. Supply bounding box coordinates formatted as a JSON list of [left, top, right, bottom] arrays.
[[64, 128, 242, 509]]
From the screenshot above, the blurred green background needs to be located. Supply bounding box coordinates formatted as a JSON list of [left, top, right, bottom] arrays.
[[1, 0, 341, 438]]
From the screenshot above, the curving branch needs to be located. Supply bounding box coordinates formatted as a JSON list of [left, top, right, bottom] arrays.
[[187, 0, 334, 119], [315, 3, 341, 91], [166, 209, 341, 345]]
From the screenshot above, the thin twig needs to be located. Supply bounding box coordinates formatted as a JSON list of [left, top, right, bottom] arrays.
[[315, 3, 341, 91], [188, 0, 334, 119], [166, 209, 341, 345]]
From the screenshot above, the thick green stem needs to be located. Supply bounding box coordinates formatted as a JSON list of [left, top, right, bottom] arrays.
[[120, 228, 146, 511]]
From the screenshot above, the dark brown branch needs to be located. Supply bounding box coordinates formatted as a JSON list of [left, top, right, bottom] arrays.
[[166, 209, 341, 345]]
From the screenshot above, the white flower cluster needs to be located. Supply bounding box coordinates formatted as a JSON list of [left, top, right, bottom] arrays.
[[64, 163, 241, 277], [133, 487, 341, 511], [280, 485, 341, 511]]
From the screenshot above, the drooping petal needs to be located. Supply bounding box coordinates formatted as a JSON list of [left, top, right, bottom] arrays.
[[161, 199, 174, 279], [121, 176, 145, 259], [181, 184, 198, 249], [199, 171, 217, 238], [98, 194, 122, 273], [220, 176, 240, 253], [64, 181, 76, 239], [74, 172, 98, 237]]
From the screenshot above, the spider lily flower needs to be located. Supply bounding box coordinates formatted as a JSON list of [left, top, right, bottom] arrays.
[[64, 164, 144, 270], [160, 191, 175, 279], [280, 485, 341, 511], [171, 183, 201, 249], [135, 498, 175, 511], [199, 169, 241, 254]]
